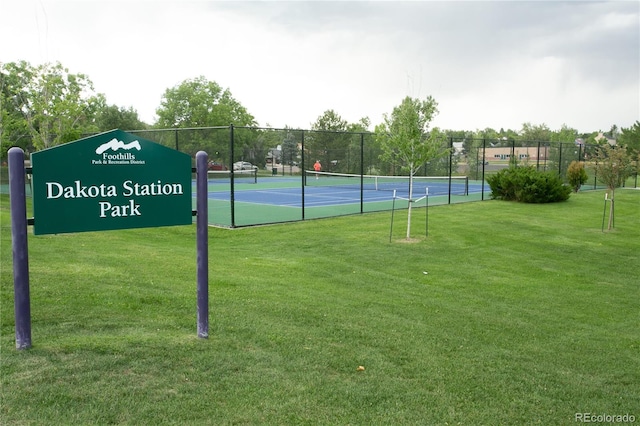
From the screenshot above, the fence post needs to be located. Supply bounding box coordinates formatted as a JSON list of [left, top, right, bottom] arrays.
[[510, 139, 515, 165], [301, 130, 305, 221], [577, 144, 582, 162], [229, 124, 235, 228], [481, 139, 486, 201], [558, 142, 563, 176], [475, 144, 479, 181], [448, 137, 453, 205], [360, 133, 364, 214]]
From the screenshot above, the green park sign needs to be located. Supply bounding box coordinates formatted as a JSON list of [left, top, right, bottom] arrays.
[[31, 129, 193, 235]]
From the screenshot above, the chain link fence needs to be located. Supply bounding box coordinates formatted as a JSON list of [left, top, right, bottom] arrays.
[[2, 127, 638, 227]]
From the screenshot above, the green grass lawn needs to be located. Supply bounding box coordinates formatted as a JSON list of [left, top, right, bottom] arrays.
[[1, 190, 639, 425]]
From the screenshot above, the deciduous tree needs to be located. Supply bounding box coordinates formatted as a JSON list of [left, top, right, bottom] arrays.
[[155, 76, 257, 160], [1, 63, 30, 157], [155, 76, 256, 128], [94, 98, 148, 132], [590, 144, 633, 230], [549, 124, 580, 177], [307, 110, 351, 172], [520, 122, 551, 143], [1, 61, 101, 152], [375, 95, 446, 240]]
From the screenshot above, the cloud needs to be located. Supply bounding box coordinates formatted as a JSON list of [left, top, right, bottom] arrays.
[[2, 0, 638, 133]]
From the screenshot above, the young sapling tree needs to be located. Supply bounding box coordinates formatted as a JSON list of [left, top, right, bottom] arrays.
[[375, 96, 447, 240]]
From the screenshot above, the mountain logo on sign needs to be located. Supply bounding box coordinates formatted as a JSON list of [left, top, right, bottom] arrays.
[[95, 138, 142, 155]]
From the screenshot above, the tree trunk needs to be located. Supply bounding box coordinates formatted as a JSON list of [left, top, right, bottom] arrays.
[[406, 175, 414, 240], [608, 189, 615, 230]]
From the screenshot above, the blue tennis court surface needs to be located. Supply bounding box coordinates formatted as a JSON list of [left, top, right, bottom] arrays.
[[197, 176, 488, 208], [209, 186, 395, 207]]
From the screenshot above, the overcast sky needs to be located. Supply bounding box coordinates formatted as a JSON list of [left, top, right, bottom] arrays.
[[2, 0, 639, 133]]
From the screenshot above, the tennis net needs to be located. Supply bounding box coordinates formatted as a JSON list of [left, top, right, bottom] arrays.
[[305, 171, 468, 195], [208, 169, 257, 183]]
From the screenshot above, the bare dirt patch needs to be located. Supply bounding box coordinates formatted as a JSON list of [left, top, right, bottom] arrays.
[[395, 238, 422, 244]]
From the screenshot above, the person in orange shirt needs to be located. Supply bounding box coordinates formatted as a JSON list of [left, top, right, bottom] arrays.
[[313, 160, 322, 179]]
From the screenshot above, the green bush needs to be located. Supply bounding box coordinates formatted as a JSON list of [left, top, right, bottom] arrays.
[[487, 166, 571, 203], [567, 161, 589, 192]]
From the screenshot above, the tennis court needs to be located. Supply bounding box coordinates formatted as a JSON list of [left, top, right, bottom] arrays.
[[195, 170, 489, 227]]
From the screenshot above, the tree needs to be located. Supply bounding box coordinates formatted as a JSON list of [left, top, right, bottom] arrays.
[[375, 95, 445, 240], [93, 99, 148, 132], [618, 122, 640, 181], [422, 127, 457, 176], [618, 120, 640, 157], [550, 124, 578, 144], [608, 124, 620, 140], [474, 127, 500, 143], [1, 61, 101, 152], [156, 76, 256, 128], [346, 117, 370, 133], [230, 126, 265, 167], [311, 109, 348, 132], [466, 137, 485, 180], [281, 129, 299, 167], [567, 161, 588, 192], [1, 63, 30, 158], [307, 110, 350, 172], [520, 122, 551, 143], [590, 144, 633, 230], [155, 76, 257, 160], [549, 124, 580, 178], [344, 117, 371, 173]]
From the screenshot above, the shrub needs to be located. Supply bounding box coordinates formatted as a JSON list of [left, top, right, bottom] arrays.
[[567, 161, 588, 192], [487, 166, 571, 203]]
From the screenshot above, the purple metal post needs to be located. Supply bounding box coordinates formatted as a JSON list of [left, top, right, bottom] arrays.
[[195, 151, 209, 338], [8, 147, 32, 349]]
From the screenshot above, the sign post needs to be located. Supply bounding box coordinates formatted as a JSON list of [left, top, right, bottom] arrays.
[[8, 147, 31, 349], [196, 151, 208, 338]]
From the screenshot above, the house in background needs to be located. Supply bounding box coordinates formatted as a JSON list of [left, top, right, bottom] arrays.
[[482, 146, 549, 162], [594, 132, 617, 146]]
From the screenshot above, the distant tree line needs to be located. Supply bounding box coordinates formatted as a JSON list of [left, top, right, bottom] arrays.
[[2, 60, 639, 170]]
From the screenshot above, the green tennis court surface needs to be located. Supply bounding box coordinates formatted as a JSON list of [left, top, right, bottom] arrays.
[[194, 172, 487, 227]]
